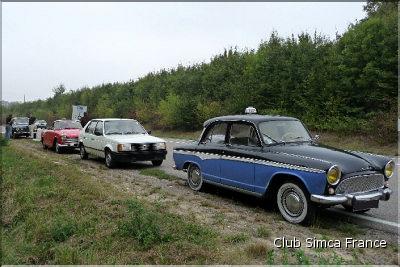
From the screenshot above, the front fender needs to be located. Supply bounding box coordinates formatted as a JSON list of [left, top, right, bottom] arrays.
[[255, 166, 327, 195]]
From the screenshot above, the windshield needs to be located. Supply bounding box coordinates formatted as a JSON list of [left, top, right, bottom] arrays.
[[104, 120, 146, 135], [36, 120, 46, 124], [258, 120, 311, 144], [14, 117, 29, 124], [54, 121, 82, 130]]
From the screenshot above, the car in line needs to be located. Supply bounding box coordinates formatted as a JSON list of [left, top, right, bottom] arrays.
[[172, 107, 394, 225], [10, 117, 30, 138], [30, 119, 48, 138], [79, 118, 167, 168], [41, 119, 82, 153]]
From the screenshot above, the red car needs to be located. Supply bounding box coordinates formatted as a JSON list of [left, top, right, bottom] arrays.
[[41, 120, 82, 153]]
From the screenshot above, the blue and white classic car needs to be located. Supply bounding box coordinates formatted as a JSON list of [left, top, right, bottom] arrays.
[[172, 108, 394, 225]]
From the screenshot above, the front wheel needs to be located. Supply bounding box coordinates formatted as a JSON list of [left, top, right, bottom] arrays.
[[152, 160, 163, 166], [187, 164, 203, 191], [105, 150, 116, 168], [80, 145, 88, 159], [55, 141, 63, 154], [277, 182, 316, 225]]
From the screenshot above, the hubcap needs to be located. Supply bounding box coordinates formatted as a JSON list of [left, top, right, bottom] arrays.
[[106, 153, 111, 165], [282, 189, 304, 217], [190, 168, 201, 186]]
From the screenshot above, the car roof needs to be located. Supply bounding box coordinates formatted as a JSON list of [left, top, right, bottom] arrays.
[[92, 118, 138, 122], [13, 117, 29, 119], [204, 114, 298, 127], [54, 119, 78, 122]]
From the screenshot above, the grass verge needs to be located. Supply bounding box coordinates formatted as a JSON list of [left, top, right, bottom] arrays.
[[1, 144, 217, 264], [139, 169, 177, 181]]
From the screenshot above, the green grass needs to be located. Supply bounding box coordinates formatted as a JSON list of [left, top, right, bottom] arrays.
[[148, 129, 201, 141], [224, 233, 249, 244], [2, 145, 217, 264], [255, 225, 271, 238], [139, 168, 177, 181], [316, 131, 397, 156]]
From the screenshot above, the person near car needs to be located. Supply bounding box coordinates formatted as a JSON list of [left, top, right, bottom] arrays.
[[5, 114, 12, 139], [80, 112, 90, 127]]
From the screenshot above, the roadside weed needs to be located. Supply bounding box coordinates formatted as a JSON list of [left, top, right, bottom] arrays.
[[224, 233, 249, 244], [255, 225, 271, 238]]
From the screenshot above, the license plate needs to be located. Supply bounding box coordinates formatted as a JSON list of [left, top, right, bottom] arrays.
[[352, 199, 379, 211]]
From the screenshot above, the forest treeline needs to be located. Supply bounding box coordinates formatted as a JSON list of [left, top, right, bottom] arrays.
[[3, 1, 398, 143]]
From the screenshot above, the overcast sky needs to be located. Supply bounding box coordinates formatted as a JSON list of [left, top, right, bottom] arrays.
[[2, 2, 366, 102]]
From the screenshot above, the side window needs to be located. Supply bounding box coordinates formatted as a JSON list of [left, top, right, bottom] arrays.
[[202, 123, 228, 144], [229, 123, 260, 147], [94, 121, 103, 135], [86, 121, 96, 134]]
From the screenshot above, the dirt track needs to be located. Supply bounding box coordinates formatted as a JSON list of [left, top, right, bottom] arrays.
[[10, 139, 399, 265]]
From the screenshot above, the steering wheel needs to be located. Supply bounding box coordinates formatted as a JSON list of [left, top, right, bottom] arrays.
[[281, 132, 298, 141]]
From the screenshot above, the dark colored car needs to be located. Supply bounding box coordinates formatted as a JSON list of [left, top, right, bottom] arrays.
[[11, 117, 30, 138], [172, 109, 394, 225]]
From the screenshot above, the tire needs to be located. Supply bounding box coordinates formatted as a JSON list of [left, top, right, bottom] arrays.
[[277, 182, 316, 225], [152, 160, 163, 166], [105, 149, 116, 168], [187, 164, 203, 191], [343, 205, 370, 214], [55, 140, 63, 154], [41, 138, 47, 149], [80, 144, 88, 159]]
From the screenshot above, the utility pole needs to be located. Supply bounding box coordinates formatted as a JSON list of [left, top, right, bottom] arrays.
[[23, 94, 25, 103]]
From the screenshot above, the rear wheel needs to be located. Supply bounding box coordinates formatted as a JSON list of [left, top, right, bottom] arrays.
[[80, 144, 88, 159], [105, 149, 116, 168], [187, 164, 203, 191], [152, 160, 163, 166], [277, 182, 316, 225], [41, 138, 47, 149]]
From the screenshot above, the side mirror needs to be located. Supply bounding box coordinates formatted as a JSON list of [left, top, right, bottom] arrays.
[[313, 135, 320, 141], [94, 130, 102, 136], [147, 130, 152, 135]]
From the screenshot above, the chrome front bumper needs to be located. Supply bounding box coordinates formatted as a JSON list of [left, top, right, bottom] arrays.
[[310, 188, 392, 206]]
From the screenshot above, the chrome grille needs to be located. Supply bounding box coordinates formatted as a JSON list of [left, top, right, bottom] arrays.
[[65, 137, 78, 143], [336, 174, 384, 194]]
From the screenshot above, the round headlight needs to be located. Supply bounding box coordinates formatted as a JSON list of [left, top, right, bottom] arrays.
[[384, 160, 395, 179], [327, 165, 341, 185]]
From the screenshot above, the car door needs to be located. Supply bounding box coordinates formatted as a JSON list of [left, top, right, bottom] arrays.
[[82, 120, 97, 155], [219, 122, 261, 192], [196, 122, 229, 183], [92, 121, 105, 157]]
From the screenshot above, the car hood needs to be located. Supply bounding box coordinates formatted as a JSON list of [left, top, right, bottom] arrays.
[[57, 129, 81, 137], [106, 134, 165, 143], [268, 142, 378, 174]]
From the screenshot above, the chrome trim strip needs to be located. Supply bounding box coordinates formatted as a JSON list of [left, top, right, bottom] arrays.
[[311, 188, 392, 205], [173, 149, 325, 173], [205, 180, 263, 197]]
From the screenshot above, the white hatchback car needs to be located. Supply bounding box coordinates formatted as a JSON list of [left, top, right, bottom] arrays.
[[79, 118, 167, 168]]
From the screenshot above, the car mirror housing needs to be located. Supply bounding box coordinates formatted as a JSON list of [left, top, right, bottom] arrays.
[[313, 135, 320, 141], [147, 130, 152, 135]]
